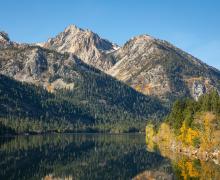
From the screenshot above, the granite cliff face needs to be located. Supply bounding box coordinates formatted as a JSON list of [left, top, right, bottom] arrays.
[[107, 35, 220, 101], [0, 45, 88, 92], [39, 25, 119, 71], [0, 31, 18, 48]]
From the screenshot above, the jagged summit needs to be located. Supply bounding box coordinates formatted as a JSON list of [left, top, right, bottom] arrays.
[[0, 31, 10, 42], [64, 24, 82, 32], [0, 31, 20, 48], [40, 24, 119, 71], [0, 31, 11, 47], [130, 34, 155, 42]]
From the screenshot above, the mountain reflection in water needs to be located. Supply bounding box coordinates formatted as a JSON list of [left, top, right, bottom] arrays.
[[0, 134, 220, 179]]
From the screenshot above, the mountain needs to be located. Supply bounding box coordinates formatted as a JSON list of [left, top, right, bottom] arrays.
[[39, 25, 119, 71], [1, 26, 220, 134], [0, 32, 10, 44], [107, 35, 220, 102], [0, 44, 91, 91], [0, 74, 96, 134], [0, 44, 166, 134], [0, 31, 18, 48]]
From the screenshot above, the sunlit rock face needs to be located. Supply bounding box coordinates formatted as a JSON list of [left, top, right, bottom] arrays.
[[0, 32, 10, 44], [192, 82, 206, 101], [107, 35, 220, 101], [0, 31, 19, 48], [0, 45, 96, 91], [39, 24, 119, 71]]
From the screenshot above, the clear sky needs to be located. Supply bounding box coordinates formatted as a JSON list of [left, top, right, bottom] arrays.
[[1, 0, 220, 69]]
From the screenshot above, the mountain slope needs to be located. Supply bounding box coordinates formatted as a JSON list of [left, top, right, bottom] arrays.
[[40, 25, 119, 71], [0, 44, 166, 133], [107, 35, 220, 102], [0, 74, 96, 134]]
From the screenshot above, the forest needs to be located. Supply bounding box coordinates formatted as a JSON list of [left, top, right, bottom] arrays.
[[0, 74, 166, 135], [146, 90, 220, 151]]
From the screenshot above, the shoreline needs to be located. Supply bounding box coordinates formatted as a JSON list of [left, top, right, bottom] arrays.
[[151, 138, 220, 165], [0, 131, 145, 138]]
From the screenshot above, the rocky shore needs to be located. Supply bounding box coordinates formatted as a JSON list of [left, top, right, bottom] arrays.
[[153, 138, 220, 165]]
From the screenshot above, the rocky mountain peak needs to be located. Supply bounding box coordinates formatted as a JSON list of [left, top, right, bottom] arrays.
[[64, 24, 82, 32], [40, 25, 118, 71], [0, 31, 10, 46], [108, 34, 220, 101], [131, 34, 155, 42], [117, 34, 160, 59], [124, 34, 156, 47]]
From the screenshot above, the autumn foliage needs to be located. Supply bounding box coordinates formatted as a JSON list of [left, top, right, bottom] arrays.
[[146, 90, 220, 151]]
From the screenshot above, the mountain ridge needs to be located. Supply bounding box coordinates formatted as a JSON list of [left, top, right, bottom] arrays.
[[107, 34, 220, 101], [0, 25, 220, 134], [38, 24, 119, 71]]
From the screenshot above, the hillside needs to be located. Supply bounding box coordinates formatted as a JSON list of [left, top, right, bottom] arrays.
[[146, 90, 220, 158], [0, 74, 95, 134], [107, 35, 220, 103], [0, 50, 166, 134]]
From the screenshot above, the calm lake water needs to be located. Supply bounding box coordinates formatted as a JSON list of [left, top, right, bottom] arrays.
[[0, 134, 220, 180]]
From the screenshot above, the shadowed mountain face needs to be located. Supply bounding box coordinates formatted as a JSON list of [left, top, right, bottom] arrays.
[[0, 44, 166, 134], [39, 25, 119, 71], [107, 35, 220, 102]]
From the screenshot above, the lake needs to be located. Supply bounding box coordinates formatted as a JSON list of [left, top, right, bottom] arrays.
[[0, 134, 220, 180]]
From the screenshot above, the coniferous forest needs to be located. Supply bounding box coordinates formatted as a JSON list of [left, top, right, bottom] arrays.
[[0, 74, 166, 135]]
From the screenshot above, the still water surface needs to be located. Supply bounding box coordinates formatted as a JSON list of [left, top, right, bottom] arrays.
[[0, 134, 220, 180]]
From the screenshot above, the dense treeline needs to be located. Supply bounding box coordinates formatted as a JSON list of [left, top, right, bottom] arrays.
[[146, 90, 220, 151], [56, 66, 167, 132], [165, 90, 220, 132], [0, 74, 95, 134], [0, 73, 166, 135]]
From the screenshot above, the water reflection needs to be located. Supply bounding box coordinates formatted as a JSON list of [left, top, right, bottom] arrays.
[[146, 139, 220, 180], [0, 134, 170, 180], [1, 134, 219, 180]]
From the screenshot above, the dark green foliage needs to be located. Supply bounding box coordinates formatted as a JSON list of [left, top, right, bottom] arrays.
[[166, 90, 220, 133], [0, 74, 95, 134], [0, 74, 167, 135], [0, 134, 171, 180]]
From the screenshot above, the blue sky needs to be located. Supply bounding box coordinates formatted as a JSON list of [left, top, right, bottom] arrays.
[[1, 0, 220, 69]]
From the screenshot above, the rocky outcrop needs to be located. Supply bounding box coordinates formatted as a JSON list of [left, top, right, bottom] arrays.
[[0, 32, 10, 43], [107, 35, 220, 101], [39, 25, 119, 71], [0, 31, 13, 48], [0, 45, 95, 91]]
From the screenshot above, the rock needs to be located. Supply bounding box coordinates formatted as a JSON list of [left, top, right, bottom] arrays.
[[192, 81, 206, 99], [39, 24, 119, 71], [0, 45, 91, 91], [107, 35, 220, 101]]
